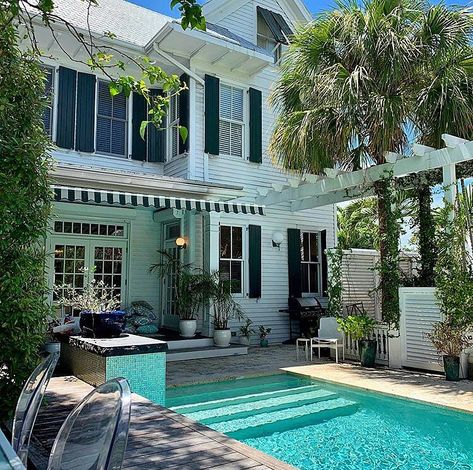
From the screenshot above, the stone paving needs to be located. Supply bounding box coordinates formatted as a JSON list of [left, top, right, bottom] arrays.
[[166, 344, 323, 386]]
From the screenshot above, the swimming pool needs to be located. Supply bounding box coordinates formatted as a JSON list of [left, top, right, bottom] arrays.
[[166, 373, 473, 469]]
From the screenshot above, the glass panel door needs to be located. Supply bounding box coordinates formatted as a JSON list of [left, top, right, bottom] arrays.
[[92, 244, 125, 304], [161, 234, 180, 330]]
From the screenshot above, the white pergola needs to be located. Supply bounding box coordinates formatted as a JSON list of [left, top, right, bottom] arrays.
[[257, 135, 473, 210]]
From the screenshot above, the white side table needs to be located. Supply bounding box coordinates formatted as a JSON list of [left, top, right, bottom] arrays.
[[296, 338, 311, 360]]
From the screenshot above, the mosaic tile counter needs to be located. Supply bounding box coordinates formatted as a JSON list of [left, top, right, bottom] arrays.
[[60, 334, 168, 405]]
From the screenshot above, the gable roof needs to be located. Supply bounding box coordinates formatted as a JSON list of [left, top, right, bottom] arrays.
[[35, 0, 267, 55]]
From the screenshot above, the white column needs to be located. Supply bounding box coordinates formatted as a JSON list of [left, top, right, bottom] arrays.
[[187, 74, 197, 180], [202, 211, 220, 336], [443, 163, 457, 219]]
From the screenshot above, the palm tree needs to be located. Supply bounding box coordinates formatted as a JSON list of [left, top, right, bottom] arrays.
[[270, 0, 472, 327]]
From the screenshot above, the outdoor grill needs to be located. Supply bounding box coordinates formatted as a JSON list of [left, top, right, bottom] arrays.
[[280, 297, 326, 342]]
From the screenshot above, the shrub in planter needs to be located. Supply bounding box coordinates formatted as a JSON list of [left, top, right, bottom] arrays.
[[55, 268, 124, 339], [337, 314, 378, 367], [259, 325, 271, 347], [426, 320, 473, 381]]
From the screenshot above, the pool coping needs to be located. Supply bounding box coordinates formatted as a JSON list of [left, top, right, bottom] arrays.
[[282, 364, 473, 415]]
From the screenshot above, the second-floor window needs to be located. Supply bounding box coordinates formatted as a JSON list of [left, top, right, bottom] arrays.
[[96, 81, 128, 157], [42, 65, 54, 137], [301, 231, 321, 295], [219, 84, 244, 158], [257, 12, 281, 63], [168, 94, 179, 159], [220, 225, 244, 294]]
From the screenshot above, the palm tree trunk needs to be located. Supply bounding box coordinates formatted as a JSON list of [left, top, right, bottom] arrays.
[[375, 179, 400, 329], [417, 184, 436, 287]]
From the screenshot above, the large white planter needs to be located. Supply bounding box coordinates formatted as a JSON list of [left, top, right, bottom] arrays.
[[179, 319, 197, 338], [214, 329, 231, 347]]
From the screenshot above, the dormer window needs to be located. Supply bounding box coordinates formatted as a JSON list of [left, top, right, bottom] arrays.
[[256, 6, 292, 64]]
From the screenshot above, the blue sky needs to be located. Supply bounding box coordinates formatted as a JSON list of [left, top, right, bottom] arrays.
[[129, 0, 470, 18]]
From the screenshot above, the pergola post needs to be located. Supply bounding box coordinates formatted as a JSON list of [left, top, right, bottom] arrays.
[[442, 163, 457, 220]]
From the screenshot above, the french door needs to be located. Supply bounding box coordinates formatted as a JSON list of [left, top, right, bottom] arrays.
[[51, 237, 127, 315], [161, 239, 179, 329]]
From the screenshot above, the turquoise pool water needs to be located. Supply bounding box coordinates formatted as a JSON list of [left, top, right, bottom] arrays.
[[166, 374, 473, 470]]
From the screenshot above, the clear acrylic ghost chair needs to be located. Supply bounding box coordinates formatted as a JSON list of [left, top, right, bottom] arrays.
[[12, 352, 60, 466], [47, 378, 131, 470]]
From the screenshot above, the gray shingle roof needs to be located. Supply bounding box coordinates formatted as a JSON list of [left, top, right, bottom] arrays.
[[40, 0, 269, 56]]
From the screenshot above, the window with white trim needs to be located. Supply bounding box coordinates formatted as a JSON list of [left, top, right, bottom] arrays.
[[219, 225, 243, 294], [96, 80, 128, 157], [42, 65, 54, 137], [300, 231, 321, 294], [168, 94, 179, 159], [219, 84, 244, 158]]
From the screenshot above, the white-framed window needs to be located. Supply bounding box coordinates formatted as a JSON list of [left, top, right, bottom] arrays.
[[300, 231, 322, 295], [96, 80, 128, 157], [219, 83, 244, 158], [168, 94, 180, 159], [257, 11, 282, 64], [219, 225, 244, 294], [42, 65, 54, 137]]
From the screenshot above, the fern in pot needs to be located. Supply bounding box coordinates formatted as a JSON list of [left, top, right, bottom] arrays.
[[210, 275, 244, 347]]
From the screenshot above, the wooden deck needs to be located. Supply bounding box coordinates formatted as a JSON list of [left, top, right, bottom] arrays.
[[31, 376, 294, 470]]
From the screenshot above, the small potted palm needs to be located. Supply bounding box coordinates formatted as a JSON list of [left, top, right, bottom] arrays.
[[239, 319, 255, 345], [150, 251, 213, 338], [210, 275, 244, 347], [426, 320, 473, 381], [337, 313, 377, 367]]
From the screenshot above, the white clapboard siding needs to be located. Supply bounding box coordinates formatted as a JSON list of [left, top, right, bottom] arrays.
[[399, 287, 443, 372]]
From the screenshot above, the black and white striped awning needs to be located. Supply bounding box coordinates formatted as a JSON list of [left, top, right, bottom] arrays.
[[52, 186, 265, 215]]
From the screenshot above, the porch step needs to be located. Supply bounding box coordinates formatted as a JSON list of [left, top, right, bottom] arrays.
[[166, 344, 248, 362], [167, 337, 214, 350]]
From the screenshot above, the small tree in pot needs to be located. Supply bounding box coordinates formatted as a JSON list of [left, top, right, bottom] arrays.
[[239, 319, 256, 346], [150, 251, 213, 338], [210, 276, 244, 347], [337, 314, 378, 367], [426, 320, 473, 381]]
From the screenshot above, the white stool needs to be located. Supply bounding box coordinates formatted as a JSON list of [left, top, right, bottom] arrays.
[[296, 338, 311, 360]]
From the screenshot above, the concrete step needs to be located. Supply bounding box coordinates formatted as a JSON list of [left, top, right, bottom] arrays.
[[166, 344, 248, 362], [166, 337, 214, 350]]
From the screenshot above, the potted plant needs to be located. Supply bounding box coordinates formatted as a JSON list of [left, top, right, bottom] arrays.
[[337, 314, 378, 367], [150, 251, 213, 338], [239, 319, 255, 345], [426, 320, 473, 381], [44, 316, 61, 354], [259, 325, 271, 347], [210, 276, 244, 347], [55, 268, 125, 339]]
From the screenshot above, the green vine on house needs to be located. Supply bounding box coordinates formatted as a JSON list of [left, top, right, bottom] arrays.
[[326, 246, 344, 317]]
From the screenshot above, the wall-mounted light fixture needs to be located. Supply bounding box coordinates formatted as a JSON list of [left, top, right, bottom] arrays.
[[272, 232, 284, 249], [175, 237, 187, 249]]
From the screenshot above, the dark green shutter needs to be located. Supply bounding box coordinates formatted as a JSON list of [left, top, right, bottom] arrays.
[[321, 230, 328, 296], [248, 225, 262, 298], [287, 228, 302, 298], [75, 72, 96, 152], [148, 89, 166, 163], [179, 73, 190, 154], [204, 74, 219, 155], [249, 88, 262, 163], [131, 92, 147, 161], [56, 67, 77, 149]]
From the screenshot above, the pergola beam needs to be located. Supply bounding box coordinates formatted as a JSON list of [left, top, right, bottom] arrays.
[[257, 135, 473, 210]]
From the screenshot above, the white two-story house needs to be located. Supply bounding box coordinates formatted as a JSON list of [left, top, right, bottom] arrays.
[[32, 0, 337, 343]]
